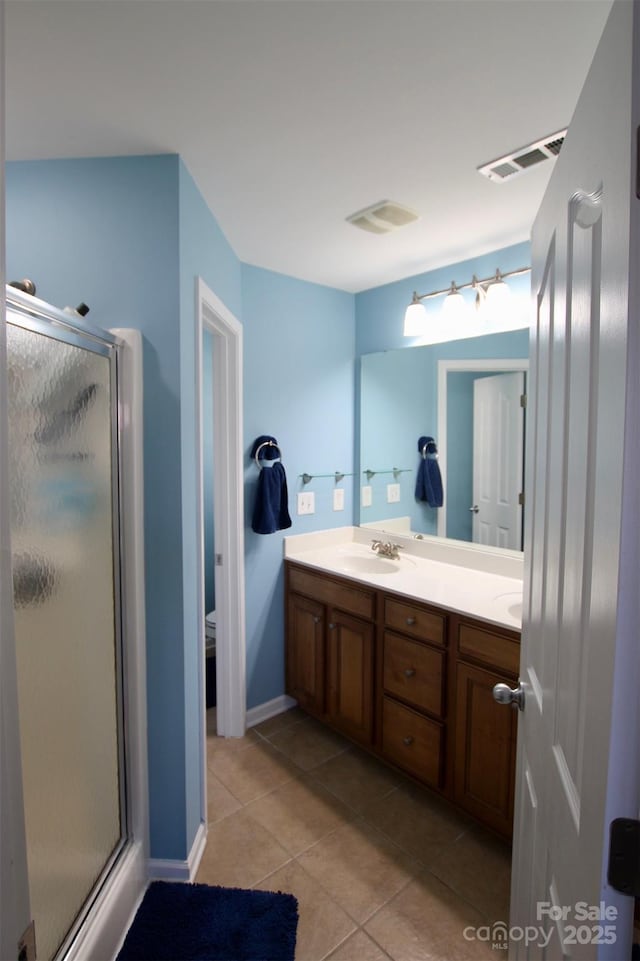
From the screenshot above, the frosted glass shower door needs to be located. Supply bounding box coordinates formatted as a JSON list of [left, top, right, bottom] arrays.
[[7, 314, 124, 961]]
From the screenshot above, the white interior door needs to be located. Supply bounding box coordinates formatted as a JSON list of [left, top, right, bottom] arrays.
[[472, 372, 524, 550], [509, 2, 640, 958]]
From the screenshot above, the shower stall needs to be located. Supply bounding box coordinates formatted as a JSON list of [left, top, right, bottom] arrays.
[[4, 287, 147, 961]]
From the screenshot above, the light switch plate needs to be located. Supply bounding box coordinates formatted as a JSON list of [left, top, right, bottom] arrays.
[[361, 485, 372, 508], [333, 488, 345, 511], [297, 491, 315, 515], [387, 483, 401, 503]]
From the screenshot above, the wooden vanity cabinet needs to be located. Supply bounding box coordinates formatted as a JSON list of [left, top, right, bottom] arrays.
[[286, 591, 326, 716], [453, 619, 519, 838], [285, 564, 375, 746], [285, 560, 520, 839]]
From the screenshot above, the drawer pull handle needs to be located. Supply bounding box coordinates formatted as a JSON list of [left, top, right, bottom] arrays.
[[402, 735, 414, 746], [406, 616, 416, 626], [404, 668, 416, 678]]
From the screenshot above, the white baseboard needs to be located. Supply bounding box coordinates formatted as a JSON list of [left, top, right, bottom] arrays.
[[187, 820, 208, 879], [246, 694, 297, 728], [147, 820, 208, 883]]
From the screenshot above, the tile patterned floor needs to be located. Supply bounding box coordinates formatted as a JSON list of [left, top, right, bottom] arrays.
[[196, 707, 511, 961]]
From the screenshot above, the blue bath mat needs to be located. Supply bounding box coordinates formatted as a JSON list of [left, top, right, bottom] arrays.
[[117, 881, 299, 961]]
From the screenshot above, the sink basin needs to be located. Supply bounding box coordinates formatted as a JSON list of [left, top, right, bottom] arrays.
[[337, 554, 401, 575], [494, 591, 523, 621]]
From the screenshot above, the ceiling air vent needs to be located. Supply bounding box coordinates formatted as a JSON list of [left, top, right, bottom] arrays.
[[478, 129, 568, 183], [346, 200, 419, 234]]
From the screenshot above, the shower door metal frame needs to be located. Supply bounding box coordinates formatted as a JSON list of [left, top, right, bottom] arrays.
[[5, 288, 131, 961]]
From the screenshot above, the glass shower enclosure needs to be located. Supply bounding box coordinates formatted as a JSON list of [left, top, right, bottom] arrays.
[[6, 292, 127, 961]]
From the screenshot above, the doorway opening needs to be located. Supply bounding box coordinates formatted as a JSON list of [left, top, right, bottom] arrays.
[[195, 278, 246, 819]]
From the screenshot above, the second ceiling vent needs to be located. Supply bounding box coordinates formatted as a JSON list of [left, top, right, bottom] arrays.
[[346, 200, 419, 234], [478, 129, 567, 183]]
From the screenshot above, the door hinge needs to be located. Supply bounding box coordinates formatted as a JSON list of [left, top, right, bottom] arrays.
[[608, 818, 640, 895], [17, 921, 36, 961], [518, 492, 525, 507], [520, 393, 527, 408]]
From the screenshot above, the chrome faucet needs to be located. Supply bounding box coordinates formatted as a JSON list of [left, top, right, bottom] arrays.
[[371, 539, 402, 560]]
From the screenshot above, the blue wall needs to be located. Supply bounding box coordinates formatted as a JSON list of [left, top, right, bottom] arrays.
[[241, 264, 355, 709]]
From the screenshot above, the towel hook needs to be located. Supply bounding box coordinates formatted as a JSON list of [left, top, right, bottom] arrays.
[[254, 439, 283, 469], [421, 441, 438, 459]]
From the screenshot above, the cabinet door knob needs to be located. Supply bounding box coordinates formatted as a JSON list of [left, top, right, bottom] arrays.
[[313, 615, 321, 624], [328, 623, 336, 630], [402, 735, 414, 746], [404, 668, 416, 678], [406, 616, 416, 626]]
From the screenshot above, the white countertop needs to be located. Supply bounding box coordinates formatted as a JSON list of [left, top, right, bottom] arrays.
[[284, 527, 523, 632]]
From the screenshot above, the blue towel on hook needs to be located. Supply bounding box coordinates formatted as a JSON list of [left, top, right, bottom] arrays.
[[251, 436, 292, 534], [415, 436, 443, 508]]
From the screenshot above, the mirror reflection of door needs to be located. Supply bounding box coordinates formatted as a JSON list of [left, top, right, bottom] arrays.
[[472, 371, 525, 549]]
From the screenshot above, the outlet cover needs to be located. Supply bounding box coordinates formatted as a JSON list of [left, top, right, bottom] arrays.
[[297, 491, 315, 515], [333, 488, 345, 511], [387, 483, 401, 503], [361, 485, 372, 508]]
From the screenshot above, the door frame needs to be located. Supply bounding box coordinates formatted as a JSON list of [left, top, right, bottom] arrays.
[[195, 280, 246, 794], [437, 357, 528, 539]]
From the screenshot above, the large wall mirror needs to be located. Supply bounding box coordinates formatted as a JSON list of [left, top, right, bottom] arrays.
[[358, 329, 529, 552]]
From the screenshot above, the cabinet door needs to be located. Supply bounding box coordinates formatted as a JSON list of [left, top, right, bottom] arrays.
[[327, 609, 374, 746], [286, 593, 325, 716], [454, 661, 517, 838]]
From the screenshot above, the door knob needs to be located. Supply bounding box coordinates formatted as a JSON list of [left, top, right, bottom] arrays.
[[493, 681, 524, 712], [469, 505, 479, 513]]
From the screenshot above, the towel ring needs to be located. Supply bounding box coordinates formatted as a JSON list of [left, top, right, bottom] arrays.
[[254, 439, 283, 469], [421, 442, 438, 459]]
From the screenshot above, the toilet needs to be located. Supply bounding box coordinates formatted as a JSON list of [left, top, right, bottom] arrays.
[[205, 609, 217, 655], [205, 610, 216, 708]]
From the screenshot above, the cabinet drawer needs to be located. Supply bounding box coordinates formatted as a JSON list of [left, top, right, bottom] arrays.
[[458, 622, 520, 676], [382, 696, 443, 788], [384, 596, 445, 647], [383, 631, 445, 718], [288, 565, 375, 620]]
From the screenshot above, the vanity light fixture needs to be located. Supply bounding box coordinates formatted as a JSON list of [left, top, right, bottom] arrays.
[[403, 265, 531, 337], [441, 281, 467, 320]]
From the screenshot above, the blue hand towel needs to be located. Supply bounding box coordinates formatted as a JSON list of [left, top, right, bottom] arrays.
[[252, 462, 292, 534], [251, 436, 292, 534], [415, 436, 444, 508]]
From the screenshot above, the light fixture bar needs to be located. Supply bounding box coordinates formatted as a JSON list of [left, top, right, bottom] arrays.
[[410, 265, 531, 305]]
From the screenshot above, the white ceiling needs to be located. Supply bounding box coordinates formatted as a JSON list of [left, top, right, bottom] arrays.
[[5, 0, 612, 293]]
